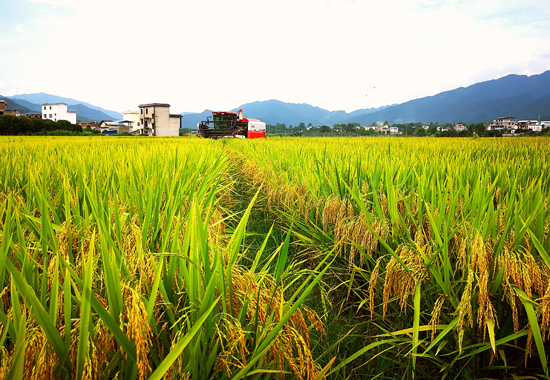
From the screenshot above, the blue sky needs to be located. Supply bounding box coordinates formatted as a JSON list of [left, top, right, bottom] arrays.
[[1, 0, 549, 113]]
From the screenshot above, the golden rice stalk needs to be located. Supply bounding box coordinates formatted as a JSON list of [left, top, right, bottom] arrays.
[[469, 234, 497, 336], [368, 258, 382, 318], [525, 330, 534, 368], [214, 316, 249, 376], [429, 296, 446, 341], [125, 290, 153, 380], [541, 281, 550, 341], [215, 264, 325, 379], [456, 270, 475, 353], [91, 321, 115, 380], [208, 208, 226, 246], [382, 241, 430, 318], [0, 346, 10, 380]]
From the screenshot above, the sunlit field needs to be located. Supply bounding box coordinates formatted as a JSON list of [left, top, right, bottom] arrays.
[[1, 136, 550, 379]]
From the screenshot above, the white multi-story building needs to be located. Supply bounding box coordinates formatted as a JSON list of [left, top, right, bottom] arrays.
[[41, 103, 77, 124], [122, 110, 141, 134]]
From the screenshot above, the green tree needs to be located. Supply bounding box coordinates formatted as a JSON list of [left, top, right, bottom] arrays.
[[343, 123, 358, 133], [416, 127, 427, 137], [319, 125, 331, 133], [0, 115, 20, 135], [469, 122, 487, 135], [0, 115, 33, 135]]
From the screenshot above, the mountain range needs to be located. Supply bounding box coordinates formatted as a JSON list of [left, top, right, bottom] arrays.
[[181, 71, 550, 127], [2, 70, 550, 126], [346, 70, 550, 125], [5, 93, 122, 121], [179, 101, 392, 128], [0, 96, 32, 114]]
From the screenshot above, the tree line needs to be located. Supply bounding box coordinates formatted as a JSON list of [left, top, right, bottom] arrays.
[[0, 115, 84, 135], [266, 120, 549, 137]]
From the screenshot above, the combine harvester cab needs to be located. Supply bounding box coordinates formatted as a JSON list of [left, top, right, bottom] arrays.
[[242, 119, 266, 139], [197, 109, 266, 139]]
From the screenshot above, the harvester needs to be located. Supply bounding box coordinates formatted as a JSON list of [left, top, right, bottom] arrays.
[[197, 109, 266, 139]]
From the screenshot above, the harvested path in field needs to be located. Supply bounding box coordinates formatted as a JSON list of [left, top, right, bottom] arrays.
[[221, 143, 289, 263], [221, 142, 371, 379]]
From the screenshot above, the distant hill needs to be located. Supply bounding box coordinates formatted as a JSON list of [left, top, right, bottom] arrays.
[[181, 110, 215, 129], [66, 104, 119, 122], [8, 70, 550, 127], [0, 96, 32, 114], [347, 71, 550, 125], [508, 95, 550, 120], [9, 92, 122, 120], [183, 71, 550, 127], [1, 96, 116, 121], [181, 100, 389, 128]]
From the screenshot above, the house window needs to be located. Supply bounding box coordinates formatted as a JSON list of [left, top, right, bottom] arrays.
[[146, 109, 148, 114], [43, 106, 46, 110], [49, 106, 51, 110], [49, 114, 52, 118]]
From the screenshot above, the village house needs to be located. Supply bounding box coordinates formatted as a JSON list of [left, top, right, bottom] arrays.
[[519, 120, 550, 132], [79, 121, 97, 129], [0, 100, 20, 116], [95, 120, 131, 134], [488, 116, 517, 131], [454, 123, 467, 132], [516, 120, 539, 130], [42, 103, 77, 124], [139, 103, 181, 137], [390, 126, 399, 134], [122, 110, 141, 134], [20, 113, 41, 119], [530, 124, 543, 132]]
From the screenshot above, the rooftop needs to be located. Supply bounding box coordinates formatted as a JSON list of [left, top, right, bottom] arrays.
[[139, 103, 170, 108]]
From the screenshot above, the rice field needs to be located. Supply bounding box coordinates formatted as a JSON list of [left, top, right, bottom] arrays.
[[1, 136, 550, 379]]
